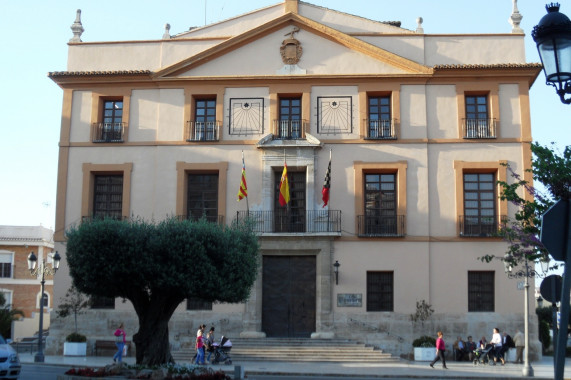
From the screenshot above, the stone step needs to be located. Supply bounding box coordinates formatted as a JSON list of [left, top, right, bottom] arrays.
[[171, 338, 399, 363]]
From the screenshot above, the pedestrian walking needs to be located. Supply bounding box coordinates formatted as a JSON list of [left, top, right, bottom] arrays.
[[113, 323, 126, 363], [429, 331, 448, 369]]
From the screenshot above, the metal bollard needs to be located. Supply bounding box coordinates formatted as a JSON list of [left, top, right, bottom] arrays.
[[234, 365, 244, 380]]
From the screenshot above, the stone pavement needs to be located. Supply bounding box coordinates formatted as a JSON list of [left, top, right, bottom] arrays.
[[18, 352, 571, 379]]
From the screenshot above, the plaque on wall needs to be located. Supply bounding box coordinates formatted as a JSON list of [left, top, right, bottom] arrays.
[[337, 293, 362, 307]]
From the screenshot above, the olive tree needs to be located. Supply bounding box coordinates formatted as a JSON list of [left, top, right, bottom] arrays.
[[65, 217, 259, 365]]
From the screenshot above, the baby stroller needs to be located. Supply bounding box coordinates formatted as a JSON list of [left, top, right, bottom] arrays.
[[473, 344, 494, 366], [211, 336, 232, 365]]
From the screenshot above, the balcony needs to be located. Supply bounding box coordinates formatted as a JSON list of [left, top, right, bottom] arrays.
[[357, 215, 405, 237], [462, 118, 497, 139], [178, 214, 225, 225], [459, 215, 505, 237], [273, 119, 308, 140], [365, 119, 397, 140], [92, 122, 126, 143], [187, 121, 220, 142], [235, 210, 341, 234]]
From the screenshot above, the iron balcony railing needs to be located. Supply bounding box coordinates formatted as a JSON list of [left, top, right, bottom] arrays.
[[365, 119, 398, 140], [187, 121, 220, 142], [357, 215, 405, 237], [459, 215, 506, 237], [178, 214, 225, 225], [462, 118, 497, 139], [92, 122, 126, 143], [273, 119, 308, 140], [235, 210, 341, 233]]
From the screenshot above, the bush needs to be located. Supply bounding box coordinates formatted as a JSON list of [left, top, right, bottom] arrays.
[[538, 320, 551, 353], [412, 335, 436, 347], [66, 332, 87, 343]]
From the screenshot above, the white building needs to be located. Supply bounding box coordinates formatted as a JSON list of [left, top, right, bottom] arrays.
[[47, 0, 542, 358]]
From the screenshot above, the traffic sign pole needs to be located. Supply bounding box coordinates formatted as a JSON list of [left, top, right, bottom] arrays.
[[553, 199, 570, 380]]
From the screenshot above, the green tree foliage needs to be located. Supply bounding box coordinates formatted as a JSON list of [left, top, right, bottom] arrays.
[[0, 293, 24, 339], [55, 285, 90, 335], [483, 143, 570, 265], [65, 217, 260, 366]]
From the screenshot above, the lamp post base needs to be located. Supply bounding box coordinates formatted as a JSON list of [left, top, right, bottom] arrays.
[[34, 352, 45, 363], [522, 364, 534, 377]]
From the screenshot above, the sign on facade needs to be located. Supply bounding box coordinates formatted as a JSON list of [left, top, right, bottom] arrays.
[[337, 293, 362, 307]]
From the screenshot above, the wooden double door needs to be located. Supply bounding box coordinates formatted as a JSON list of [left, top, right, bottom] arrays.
[[261, 255, 316, 338]]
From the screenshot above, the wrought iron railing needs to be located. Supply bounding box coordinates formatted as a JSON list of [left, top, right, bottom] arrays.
[[273, 119, 308, 140], [235, 210, 341, 233], [365, 119, 397, 139], [462, 118, 497, 139], [187, 121, 220, 141], [92, 122, 126, 143], [357, 215, 405, 237], [178, 214, 225, 225], [459, 215, 506, 237]]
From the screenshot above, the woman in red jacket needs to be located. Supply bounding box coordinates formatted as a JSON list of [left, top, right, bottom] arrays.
[[429, 331, 448, 369]]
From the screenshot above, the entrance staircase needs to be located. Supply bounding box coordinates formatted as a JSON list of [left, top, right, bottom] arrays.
[[172, 338, 400, 363]]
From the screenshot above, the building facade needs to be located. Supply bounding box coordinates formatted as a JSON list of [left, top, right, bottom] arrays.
[[47, 0, 543, 358], [0, 226, 55, 340]]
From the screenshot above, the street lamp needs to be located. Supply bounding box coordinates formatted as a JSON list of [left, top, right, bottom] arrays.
[[504, 254, 548, 377], [333, 260, 340, 285], [532, 3, 571, 104], [27, 251, 61, 363]]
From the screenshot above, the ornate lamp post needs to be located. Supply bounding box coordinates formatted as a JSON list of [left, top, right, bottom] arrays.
[[27, 251, 61, 363], [532, 3, 571, 104], [504, 254, 548, 377]]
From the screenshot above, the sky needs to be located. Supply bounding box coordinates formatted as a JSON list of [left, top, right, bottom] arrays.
[[0, 0, 568, 272]]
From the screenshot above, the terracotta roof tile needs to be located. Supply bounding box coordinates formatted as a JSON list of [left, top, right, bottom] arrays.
[[48, 70, 152, 77], [433, 63, 542, 70]]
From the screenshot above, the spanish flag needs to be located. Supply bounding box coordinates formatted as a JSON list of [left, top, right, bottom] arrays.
[[237, 152, 247, 201], [278, 163, 290, 206]]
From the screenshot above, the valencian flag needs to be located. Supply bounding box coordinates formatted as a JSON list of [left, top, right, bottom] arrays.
[[322, 155, 331, 207], [278, 162, 290, 206], [237, 152, 248, 201]]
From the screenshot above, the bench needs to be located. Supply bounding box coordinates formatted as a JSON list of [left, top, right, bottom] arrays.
[[94, 340, 132, 357]]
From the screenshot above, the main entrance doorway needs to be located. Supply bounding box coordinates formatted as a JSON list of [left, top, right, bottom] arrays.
[[262, 255, 316, 337]]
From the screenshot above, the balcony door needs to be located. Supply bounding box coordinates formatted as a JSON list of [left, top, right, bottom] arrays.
[[279, 97, 301, 139], [274, 169, 306, 232]]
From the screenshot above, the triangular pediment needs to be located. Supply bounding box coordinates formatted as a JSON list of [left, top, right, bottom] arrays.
[[154, 13, 432, 79]]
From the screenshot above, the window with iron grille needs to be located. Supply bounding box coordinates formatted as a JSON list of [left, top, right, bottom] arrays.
[[187, 297, 212, 311], [279, 97, 302, 138], [468, 271, 494, 312], [99, 100, 124, 142], [187, 174, 218, 222], [90, 295, 115, 309], [366, 271, 394, 311], [465, 95, 490, 138], [463, 173, 496, 236], [368, 96, 391, 138], [194, 99, 217, 141], [364, 173, 397, 235], [93, 175, 123, 219]]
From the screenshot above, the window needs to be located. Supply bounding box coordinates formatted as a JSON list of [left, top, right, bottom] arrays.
[[462, 173, 497, 236], [367, 96, 394, 139], [186, 297, 212, 311], [274, 169, 306, 232], [278, 97, 302, 139], [81, 163, 132, 221], [93, 175, 124, 219], [354, 161, 407, 237], [0, 253, 12, 278], [187, 174, 219, 223], [468, 271, 494, 312], [94, 99, 124, 142], [464, 95, 495, 138], [367, 271, 393, 311], [90, 295, 115, 309], [190, 99, 217, 141]]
